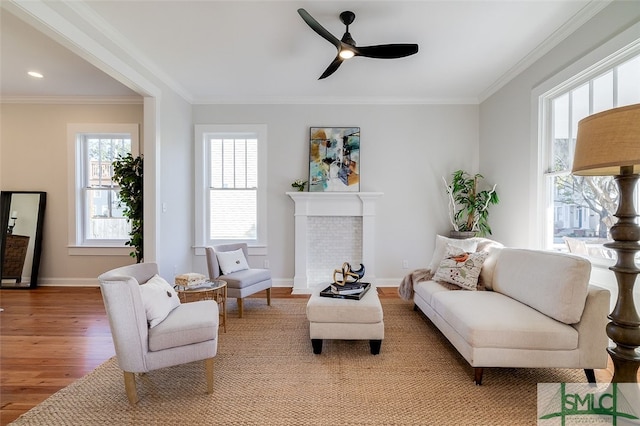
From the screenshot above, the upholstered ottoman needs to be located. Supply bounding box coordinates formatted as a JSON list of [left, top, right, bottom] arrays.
[[306, 284, 384, 355]]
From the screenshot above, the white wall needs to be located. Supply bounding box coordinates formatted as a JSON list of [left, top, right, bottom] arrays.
[[191, 103, 478, 285], [479, 1, 640, 248]]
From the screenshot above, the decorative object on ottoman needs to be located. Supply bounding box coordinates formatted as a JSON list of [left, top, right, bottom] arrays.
[[320, 282, 371, 300], [307, 283, 383, 355], [174, 272, 207, 287], [332, 262, 365, 286]]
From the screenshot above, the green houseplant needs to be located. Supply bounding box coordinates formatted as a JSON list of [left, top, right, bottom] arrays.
[[112, 153, 144, 262], [443, 170, 499, 237]]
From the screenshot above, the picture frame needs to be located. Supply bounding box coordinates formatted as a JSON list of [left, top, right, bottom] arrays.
[[308, 127, 360, 192]]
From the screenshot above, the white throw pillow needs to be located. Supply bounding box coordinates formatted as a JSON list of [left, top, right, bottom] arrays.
[[216, 248, 250, 275], [428, 235, 478, 272], [434, 244, 489, 291], [139, 274, 181, 328]]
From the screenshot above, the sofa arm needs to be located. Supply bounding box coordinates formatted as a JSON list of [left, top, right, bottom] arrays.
[[573, 285, 610, 368]]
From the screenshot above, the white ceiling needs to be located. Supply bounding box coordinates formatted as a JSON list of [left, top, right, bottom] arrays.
[[1, 1, 609, 104]]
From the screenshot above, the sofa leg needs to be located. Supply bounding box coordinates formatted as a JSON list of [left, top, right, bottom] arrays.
[[413, 304, 418, 311], [237, 298, 243, 318], [266, 288, 272, 306], [312, 339, 323, 354], [123, 371, 139, 404], [205, 358, 214, 393], [584, 369, 596, 384], [474, 368, 484, 385], [370, 340, 382, 355]]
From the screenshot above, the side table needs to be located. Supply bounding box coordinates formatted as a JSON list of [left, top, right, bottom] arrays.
[[174, 279, 227, 333]]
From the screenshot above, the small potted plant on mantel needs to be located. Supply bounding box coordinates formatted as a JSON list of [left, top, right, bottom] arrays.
[[443, 170, 499, 238]]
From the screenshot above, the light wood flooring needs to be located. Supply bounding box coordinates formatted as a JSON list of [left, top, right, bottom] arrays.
[[0, 286, 626, 425]]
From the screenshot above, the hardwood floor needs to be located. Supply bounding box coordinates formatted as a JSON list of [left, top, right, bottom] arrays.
[[0, 286, 625, 425]]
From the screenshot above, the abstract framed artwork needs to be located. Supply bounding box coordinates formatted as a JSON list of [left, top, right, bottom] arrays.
[[308, 127, 360, 192]]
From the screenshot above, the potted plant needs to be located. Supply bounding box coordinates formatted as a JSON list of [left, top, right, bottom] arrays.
[[443, 170, 499, 238], [112, 153, 144, 262], [291, 179, 308, 192]]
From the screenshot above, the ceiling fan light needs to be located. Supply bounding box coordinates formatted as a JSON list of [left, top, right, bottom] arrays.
[[339, 49, 354, 59], [27, 71, 44, 78]]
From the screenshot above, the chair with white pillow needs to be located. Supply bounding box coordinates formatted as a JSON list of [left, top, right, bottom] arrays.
[[206, 243, 272, 318], [98, 262, 218, 404]]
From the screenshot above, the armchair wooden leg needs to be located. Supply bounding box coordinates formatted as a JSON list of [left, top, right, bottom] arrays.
[[266, 288, 272, 306], [205, 358, 214, 394], [237, 298, 244, 318], [123, 371, 139, 404]]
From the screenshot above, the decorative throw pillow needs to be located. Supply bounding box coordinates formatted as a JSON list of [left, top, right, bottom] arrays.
[[216, 248, 250, 275], [434, 244, 489, 291], [139, 274, 181, 328], [427, 235, 478, 272]]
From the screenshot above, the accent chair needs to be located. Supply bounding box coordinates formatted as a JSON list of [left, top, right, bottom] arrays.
[[98, 262, 218, 404], [205, 243, 272, 318]]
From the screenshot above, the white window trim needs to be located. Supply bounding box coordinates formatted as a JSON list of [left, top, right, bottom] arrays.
[[67, 123, 139, 256], [530, 24, 640, 250], [194, 124, 268, 256]]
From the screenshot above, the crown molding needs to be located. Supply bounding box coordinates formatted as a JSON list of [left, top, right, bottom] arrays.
[[478, 0, 613, 103], [1, 95, 143, 105], [191, 96, 479, 106]]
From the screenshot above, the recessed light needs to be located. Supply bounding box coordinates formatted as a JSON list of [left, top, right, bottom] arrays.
[[27, 71, 44, 78]]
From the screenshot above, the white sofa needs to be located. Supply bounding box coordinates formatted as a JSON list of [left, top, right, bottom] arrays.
[[407, 244, 610, 384]]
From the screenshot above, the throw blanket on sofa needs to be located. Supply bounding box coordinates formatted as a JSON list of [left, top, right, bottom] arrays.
[[398, 268, 433, 300]]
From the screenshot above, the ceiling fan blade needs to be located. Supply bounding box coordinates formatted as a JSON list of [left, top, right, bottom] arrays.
[[355, 44, 419, 59], [297, 8, 341, 50], [318, 56, 344, 80]]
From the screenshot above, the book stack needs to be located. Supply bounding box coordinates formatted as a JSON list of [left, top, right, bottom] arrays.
[[320, 282, 371, 300]]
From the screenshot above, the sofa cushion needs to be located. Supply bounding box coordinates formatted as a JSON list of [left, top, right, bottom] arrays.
[[431, 290, 578, 350], [414, 280, 457, 306], [149, 300, 218, 351], [492, 249, 590, 324], [428, 235, 478, 272], [139, 274, 181, 328], [434, 244, 489, 290], [222, 268, 271, 289], [216, 248, 250, 275]]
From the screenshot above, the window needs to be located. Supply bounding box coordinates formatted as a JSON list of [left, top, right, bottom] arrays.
[[195, 124, 267, 253], [540, 51, 640, 259], [68, 124, 139, 252]]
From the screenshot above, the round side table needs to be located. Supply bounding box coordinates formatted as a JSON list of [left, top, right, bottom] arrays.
[[174, 279, 227, 333]]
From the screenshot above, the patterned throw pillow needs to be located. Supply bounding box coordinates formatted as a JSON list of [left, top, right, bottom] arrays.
[[434, 244, 489, 291]]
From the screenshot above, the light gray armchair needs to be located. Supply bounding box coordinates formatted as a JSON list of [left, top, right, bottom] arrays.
[[98, 262, 218, 404], [206, 243, 272, 318]]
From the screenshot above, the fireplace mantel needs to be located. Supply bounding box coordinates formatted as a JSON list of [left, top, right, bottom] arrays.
[[287, 192, 383, 293]]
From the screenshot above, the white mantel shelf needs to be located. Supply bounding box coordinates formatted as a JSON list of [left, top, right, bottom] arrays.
[[287, 192, 383, 293]]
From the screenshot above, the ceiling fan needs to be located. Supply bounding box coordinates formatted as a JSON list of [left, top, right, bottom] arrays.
[[297, 8, 419, 80]]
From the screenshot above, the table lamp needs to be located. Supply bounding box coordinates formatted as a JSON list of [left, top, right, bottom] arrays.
[[572, 103, 640, 383]]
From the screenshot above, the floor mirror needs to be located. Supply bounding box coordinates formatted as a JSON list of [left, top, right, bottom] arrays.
[[0, 191, 46, 288]]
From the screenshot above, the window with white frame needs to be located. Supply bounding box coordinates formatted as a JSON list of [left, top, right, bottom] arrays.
[[68, 124, 139, 250], [540, 50, 640, 259], [195, 124, 267, 251]]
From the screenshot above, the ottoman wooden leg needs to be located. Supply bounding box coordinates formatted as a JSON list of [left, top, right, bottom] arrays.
[[311, 339, 323, 354], [370, 340, 382, 355]]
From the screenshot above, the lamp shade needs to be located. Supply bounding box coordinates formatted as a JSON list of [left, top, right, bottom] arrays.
[[572, 103, 640, 176]]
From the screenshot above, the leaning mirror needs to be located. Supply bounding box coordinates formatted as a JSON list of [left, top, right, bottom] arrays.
[[0, 191, 46, 288]]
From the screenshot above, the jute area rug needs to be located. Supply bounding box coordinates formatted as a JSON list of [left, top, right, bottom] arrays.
[[11, 298, 586, 425]]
